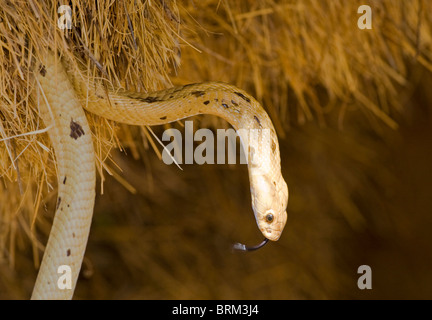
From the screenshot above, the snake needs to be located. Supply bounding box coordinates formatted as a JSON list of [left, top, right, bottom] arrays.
[[31, 50, 288, 299]]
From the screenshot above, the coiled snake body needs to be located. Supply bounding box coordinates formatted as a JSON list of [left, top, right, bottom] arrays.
[[32, 51, 288, 299]]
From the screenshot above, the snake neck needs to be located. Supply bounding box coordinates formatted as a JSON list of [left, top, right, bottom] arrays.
[[66, 64, 288, 239]]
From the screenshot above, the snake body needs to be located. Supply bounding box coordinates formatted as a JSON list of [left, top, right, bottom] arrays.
[[33, 51, 288, 299], [33, 53, 96, 299]]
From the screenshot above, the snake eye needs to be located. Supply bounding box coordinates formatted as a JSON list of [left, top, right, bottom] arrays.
[[265, 213, 274, 223]]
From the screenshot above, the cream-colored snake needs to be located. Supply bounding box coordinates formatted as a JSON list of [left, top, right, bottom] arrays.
[[32, 51, 288, 299]]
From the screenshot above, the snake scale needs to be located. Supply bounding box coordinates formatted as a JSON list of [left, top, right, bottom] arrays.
[[32, 51, 288, 299]]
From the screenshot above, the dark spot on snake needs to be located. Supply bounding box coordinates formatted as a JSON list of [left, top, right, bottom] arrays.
[[234, 91, 251, 103], [67, 249, 71, 257], [273, 180, 277, 186], [56, 197, 61, 210], [214, 98, 218, 102], [70, 119, 85, 140], [139, 96, 160, 103], [271, 140, 276, 154], [169, 95, 174, 99], [160, 116, 167, 120], [231, 100, 239, 106], [67, 204, 70, 208], [222, 103, 229, 109], [254, 115, 262, 127], [191, 90, 205, 97], [72, 232, 75, 238], [63, 176, 67, 185], [203, 100, 210, 105], [39, 65, 46, 77]]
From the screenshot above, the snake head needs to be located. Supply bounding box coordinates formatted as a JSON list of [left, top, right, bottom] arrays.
[[251, 174, 288, 241]]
